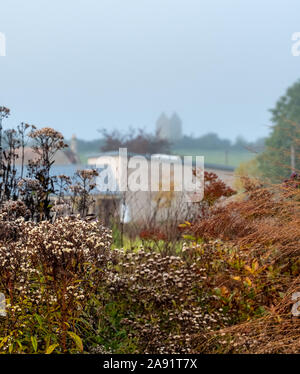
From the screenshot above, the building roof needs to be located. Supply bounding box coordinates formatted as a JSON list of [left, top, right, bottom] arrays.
[[13, 147, 79, 165]]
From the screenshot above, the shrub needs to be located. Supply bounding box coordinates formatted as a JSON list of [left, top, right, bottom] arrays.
[[0, 216, 112, 353], [87, 248, 229, 354]]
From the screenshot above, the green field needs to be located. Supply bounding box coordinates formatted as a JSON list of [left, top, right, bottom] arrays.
[[172, 148, 256, 168], [79, 149, 257, 168]]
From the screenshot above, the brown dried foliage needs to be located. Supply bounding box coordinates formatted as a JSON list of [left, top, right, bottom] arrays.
[[187, 176, 300, 353]]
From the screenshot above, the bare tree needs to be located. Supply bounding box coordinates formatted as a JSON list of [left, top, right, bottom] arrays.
[[0, 107, 10, 175], [26, 127, 68, 220], [99, 128, 171, 155], [70, 169, 99, 218], [17, 122, 32, 179]]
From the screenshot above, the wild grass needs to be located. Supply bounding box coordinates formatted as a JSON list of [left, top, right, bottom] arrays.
[[0, 173, 299, 353], [0, 106, 299, 354]]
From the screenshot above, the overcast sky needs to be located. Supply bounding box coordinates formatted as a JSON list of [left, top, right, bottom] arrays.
[[1, 0, 300, 141]]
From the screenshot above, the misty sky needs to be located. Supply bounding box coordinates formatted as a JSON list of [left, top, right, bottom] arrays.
[[1, 0, 300, 141]]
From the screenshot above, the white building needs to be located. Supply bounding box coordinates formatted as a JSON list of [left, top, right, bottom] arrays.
[[87, 151, 203, 224]]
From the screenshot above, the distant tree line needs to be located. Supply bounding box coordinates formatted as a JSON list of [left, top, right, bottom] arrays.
[[70, 131, 265, 155], [98, 128, 170, 155]]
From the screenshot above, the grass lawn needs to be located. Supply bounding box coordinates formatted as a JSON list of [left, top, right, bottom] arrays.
[[171, 148, 256, 168]]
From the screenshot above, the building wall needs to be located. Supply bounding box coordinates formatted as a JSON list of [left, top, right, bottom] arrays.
[[13, 147, 77, 165]]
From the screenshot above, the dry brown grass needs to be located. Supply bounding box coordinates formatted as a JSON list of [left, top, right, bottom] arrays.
[[188, 177, 300, 353]]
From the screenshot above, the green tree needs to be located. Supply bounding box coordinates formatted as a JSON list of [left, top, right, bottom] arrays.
[[258, 79, 300, 182]]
